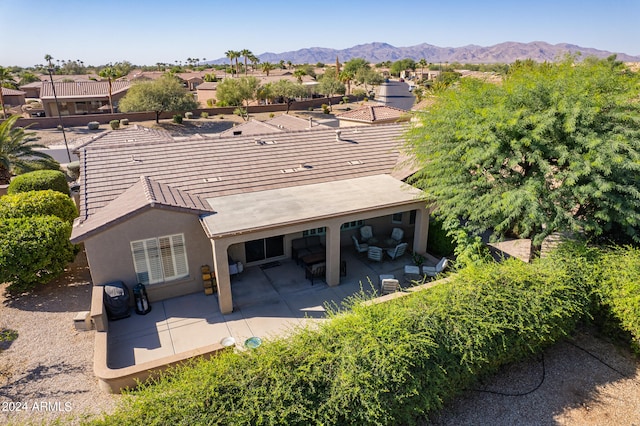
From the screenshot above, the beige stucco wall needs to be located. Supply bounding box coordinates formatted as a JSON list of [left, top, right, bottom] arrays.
[[225, 208, 421, 267], [83, 209, 212, 302]]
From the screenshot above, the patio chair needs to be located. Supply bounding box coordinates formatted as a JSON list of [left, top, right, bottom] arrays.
[[360, 225, 376, 244], [386, 242, 408, 260], [390, 227, 404, 244], [423, 257, 449, 278], [367, 246, 383, 262], [351, 235, 369, 254], [381, 278, 400, 295]]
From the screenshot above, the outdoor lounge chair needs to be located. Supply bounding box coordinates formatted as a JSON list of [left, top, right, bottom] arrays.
[[423, 257, 449, 278], [390, 227, 404, 244], [367, 246, 383, 262], [381, 278, 400, 295], [386, 242, 408, 260], [360, 225, 376, 244], [352, 235, 369, 254]]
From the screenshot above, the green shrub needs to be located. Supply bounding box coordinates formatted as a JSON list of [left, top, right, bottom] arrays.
[[93, 256, 590, 425], [109, 120, 120, 130], [87, 121, 100, 130], [185, 112, 193, 119], [173, 114, 183, 124], [269, 113, 275, 118], [121, 118, 129, 125], [0, 216, 75, 293], [591, 245, 640, 347], [0, 190, 77, 223], [206, 99, 215, 107], [8, 170, 69, 196], [321, 104, 330, 114], [200, 112, 209, 119], [342, 96, 349, 104], [427, 216, 456, 257]]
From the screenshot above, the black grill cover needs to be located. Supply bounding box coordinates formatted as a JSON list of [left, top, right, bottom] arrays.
[[103, 281, 131, 321]]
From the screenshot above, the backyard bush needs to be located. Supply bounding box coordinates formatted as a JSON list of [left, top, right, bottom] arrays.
[[109, 119, 120, 130], [90, 253, 591, 425], [426, 216, 456, 256], [87, 121, 99, 130], [0, 216, 74, 293], [173, 114, 183, 124], [7, 170, 69, 196], [0, 190, 78, 223], [200, 112, 209, 119]]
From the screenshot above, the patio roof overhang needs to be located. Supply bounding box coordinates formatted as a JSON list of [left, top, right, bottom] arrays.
[[200, 174, 425, 239]]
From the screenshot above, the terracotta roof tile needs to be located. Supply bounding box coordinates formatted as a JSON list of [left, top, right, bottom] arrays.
[[40, 81, 130, 99], [71, 175, 214, 241], [75, 124, 410, 228], [336, 105, 409, 123], [1, 87, 26, 96]]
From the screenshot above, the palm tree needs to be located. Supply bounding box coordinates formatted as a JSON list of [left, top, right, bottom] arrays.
[[339, 70, 354, 95], [99, 64, 123, 114], [241, 49, 252, 76], [0, 115, 54, 184], [225, 50, 240, 76], [249, 54, 259, 72], [261, 62, 274, 76], [418, 58, 428, 79], [293, 69, 306, 84], [0, 66, 17, 119]]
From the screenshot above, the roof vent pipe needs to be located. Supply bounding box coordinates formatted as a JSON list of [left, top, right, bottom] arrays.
[[309, 117, 313, 128], [335, 130, 342, 141]]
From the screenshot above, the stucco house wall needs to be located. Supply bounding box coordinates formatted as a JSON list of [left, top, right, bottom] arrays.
[[83, 208, 212, 302]]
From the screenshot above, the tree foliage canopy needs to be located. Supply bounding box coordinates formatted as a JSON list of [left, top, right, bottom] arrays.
[[405, 56, 640, 246], [216, 76, 260, 108], [0, 116, 56, 184], [0, 190, 78, 224], [118, 75, 198, 123]]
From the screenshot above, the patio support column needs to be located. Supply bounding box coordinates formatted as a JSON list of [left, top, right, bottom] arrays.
[[211, 239, 233, 314], [413, 206, 430, 254], [325, 220, 342, 286]]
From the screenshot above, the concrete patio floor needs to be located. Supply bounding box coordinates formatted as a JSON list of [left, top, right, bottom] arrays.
[[107, 251, 435, 369]]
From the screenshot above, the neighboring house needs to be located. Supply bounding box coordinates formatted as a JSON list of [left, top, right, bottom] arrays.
[[70, 124, 429, 315], [336, 105, 410, 127], [1, 87, 26, 106], [19, 81, 42, 99], [218, 114, 329, 137], [40, 80, 131, 116], [195, 81, 218, 107]]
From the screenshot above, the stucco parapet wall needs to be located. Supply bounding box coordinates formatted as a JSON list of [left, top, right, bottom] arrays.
[[201, 174, 424, 238], [94, 330, 224, 393]]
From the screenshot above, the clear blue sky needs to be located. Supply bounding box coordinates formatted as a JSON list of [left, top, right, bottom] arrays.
[[2, 0, 639, 67]]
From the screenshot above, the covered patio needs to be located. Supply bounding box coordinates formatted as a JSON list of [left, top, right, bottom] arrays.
[[202, 174, 430, 315], [105, 249, 441, 370]]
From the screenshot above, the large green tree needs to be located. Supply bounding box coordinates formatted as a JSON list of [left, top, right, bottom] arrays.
[[119, 75, 198, 123], [271, 79, 307, 113], [99, 64, 125, 114], [405, 56, 640, 247], [0, 116, 56, 184]]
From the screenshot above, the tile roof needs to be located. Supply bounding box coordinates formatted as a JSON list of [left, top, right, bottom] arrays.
[[75, 123, 411, 226], [196, 82, 218, 90], [40, 80, 130, 99], [1, 87, 26, 96], [217, 115, 329, 137], [71, 175, 215, 242], [336, 105, 410, 123], [72, 125, 173, 151]]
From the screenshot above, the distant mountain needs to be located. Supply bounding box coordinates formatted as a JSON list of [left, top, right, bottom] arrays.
[[210, 41, 640, 65]]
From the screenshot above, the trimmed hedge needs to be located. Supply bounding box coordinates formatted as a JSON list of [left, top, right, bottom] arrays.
[[90, 255, 590, 425], [0, 190, 78, 224], [0, 216, 74, 293], [7, 170, 69, 196]]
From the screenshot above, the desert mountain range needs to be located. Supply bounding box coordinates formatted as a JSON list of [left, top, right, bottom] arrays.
[[211, 41, 640, 65]]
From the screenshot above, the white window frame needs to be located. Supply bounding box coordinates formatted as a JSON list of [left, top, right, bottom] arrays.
[[130, 233, 188, 285], [391, 212, 403, 224]]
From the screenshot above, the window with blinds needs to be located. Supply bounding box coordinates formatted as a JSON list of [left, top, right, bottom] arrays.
[[130, 234, 188, 284]]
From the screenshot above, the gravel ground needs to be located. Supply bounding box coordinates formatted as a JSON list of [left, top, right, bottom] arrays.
[[0, 249, 119, 425]]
